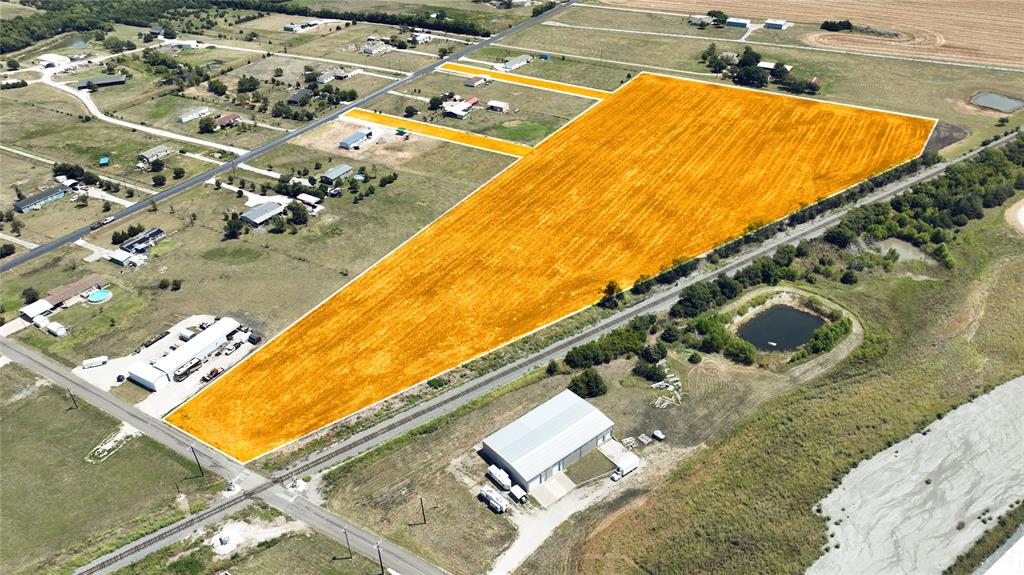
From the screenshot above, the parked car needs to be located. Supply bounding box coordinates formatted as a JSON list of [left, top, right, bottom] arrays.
[[223, 341, 242, 356], [201, 367, 224, 382], [247, 333, 262, 345]]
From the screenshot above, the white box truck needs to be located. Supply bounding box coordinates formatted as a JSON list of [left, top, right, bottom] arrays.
[[610, 453, 640, 482]]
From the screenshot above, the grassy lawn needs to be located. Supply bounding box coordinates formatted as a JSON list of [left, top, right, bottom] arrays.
[[565, 449, 616, 484], [363, 69, 594, 145], [495, 25, 1024, 156], [0, 363, 224, 575], [114, 94, 285, 150], [538, 198, 1024, 574]]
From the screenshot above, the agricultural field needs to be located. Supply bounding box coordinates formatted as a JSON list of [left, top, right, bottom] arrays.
[[0, 363, 223, 575], [497, 23, 1024, 155], [167, 73, 933, 462], [556, 5, 746, 39], [592, 0, 1024, 67], [558, 196, 1024, 575], [294, 0, 534, 33]]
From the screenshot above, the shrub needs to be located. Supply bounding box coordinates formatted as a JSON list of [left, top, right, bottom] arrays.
[[426, 377, 447, 389]]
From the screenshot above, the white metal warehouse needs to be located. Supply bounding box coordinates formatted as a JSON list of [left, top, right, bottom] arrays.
[[128, 317, 239, 391], [482, 390, 614, 491]]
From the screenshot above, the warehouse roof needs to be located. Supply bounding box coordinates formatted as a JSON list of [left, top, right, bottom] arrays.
[[483, 390, 614, 481], [241, 202, 286, 225], [12, 184, 68, 211], [153, 317, 239, 375], [321, 163, 354, 180]]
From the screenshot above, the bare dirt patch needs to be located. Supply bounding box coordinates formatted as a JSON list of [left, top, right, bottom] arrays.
[[1007, 197, 1024, 237], [292, 118, 444, 171], [594, 0, 1024, 67]]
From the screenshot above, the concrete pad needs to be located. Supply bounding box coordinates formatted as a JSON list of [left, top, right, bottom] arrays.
[[531, 471, 575, 508]]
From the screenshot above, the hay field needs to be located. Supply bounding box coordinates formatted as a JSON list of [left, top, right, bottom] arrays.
[[168, 73, 933, 461], [345, 109, 535, 156], [593, 1, 1024, 67]]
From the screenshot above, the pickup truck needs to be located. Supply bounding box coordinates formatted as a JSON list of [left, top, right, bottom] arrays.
[[89, 216, 115, 230], [201, 367, 224, 382]]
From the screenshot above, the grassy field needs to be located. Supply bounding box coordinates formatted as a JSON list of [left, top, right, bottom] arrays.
[[0, 363, 223, 575], [116, 506, 380, 575], [169, 72, 931, 462], [497, 23, 1024, 155], [114, 94, 285, 150], [0, 0, 37, 19], [556, 5, 746, 39], [554, 198, 1024, 574], [0, 85, 213, 187], [362, 70, 595, 144], [295, 0, 533, 33]]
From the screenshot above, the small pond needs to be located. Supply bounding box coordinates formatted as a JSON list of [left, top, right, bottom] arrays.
[[737, 304, 825, 352], [969, 91, 1023, 113], [52, 35, 88, 49]]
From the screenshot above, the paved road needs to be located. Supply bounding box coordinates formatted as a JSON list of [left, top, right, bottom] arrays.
[[0, 0, 581, 274], [0, 337, 446, 575]]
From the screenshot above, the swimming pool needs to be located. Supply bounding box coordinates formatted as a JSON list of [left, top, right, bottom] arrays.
[[88, 289, 112, 303]]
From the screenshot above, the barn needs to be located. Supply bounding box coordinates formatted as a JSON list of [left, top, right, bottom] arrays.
[[481, 390, 614, 491]]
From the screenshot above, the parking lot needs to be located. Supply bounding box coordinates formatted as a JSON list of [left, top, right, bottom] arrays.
[[72, 314, 259, 417]]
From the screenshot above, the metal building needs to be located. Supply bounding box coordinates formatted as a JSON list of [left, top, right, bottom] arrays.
[[481, 390, 614, 491]]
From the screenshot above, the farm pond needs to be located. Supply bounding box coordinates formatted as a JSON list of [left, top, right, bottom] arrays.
[[736, 304, 824, 351]]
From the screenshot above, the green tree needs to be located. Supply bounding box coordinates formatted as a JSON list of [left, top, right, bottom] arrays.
[[207, 79, 227, 96], [6, 59, 18, 71], [172, 167, 185, 179], [198, 115, 215, 134], [568, 368, 607, 398], [102, 200, 111, 212], [840, 269, 859, 285], [237, 75, 260, 93], [21, 287, 38, 304], [288, 201, 309, 225], [273, 67, 284, 77], [0, 243, 14, 258], [428, 96, 443, 110], [404, 105, 418, 117], [732, 66, 769, 88], [152, 174, 166, 186], [149, 158, 164, 172], [223, 215, 244, 239], [706, 10, 728, 25]]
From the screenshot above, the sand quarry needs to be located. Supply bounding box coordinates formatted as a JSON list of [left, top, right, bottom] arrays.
[[808, 376, 1024, 574]]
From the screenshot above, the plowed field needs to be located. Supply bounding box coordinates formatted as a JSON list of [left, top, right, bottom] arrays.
[[168, 74, 934, 461]]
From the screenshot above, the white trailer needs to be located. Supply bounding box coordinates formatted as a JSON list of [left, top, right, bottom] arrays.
[[82, 356, 109, 369], [487, 464, 512, 490], [479, 485, 509, 513], [509, 484, 528, 504]]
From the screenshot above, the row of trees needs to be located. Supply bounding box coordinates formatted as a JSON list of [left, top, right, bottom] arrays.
[[564, 314, 655, 370], [790, 317, 852, 362], [824, 135, 1024, 267]]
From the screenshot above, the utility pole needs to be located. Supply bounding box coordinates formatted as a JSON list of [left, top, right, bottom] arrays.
[[67, 390, 79, 409], [343, 527, 352, 559], [419, 496, 427, 525], [190, 445, 204, 477], [376, 540, 385, 575]]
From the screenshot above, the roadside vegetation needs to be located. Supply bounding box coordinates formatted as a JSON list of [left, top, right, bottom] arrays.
[[943, 500, 1024, 575]]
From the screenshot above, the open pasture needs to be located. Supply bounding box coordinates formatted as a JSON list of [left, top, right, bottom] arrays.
[[593, 0, 1024, 68], [168, 73, 934, 462]]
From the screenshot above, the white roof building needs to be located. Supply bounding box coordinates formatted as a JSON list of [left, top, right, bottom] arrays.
[[37, 53, 71, 69], [153, 317, 239, 376], [128, 362, 170, 391], [296, 193, 321, 206], [764, 18, 790, 29], [487, 100, 510, 113], [47, 322, 68, 337], [725, 17, 751, 28], [757, 61, 794, 72], [20, 299, 54, 320], [482, 390, 614, 491]]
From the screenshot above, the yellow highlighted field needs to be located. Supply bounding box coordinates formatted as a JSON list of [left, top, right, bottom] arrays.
[[168, 74, 934, 462], [345, 108, 534, 157], [440, 62, 610, 100]]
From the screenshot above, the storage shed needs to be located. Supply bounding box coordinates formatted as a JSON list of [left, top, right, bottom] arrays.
[[481, 390, 614, 491], [320, 163, 354, 183], [725, 17, 751, 28], [764, 19, 790, 30], [240, 202, 286, 227], [487, 100, 510, 113]]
